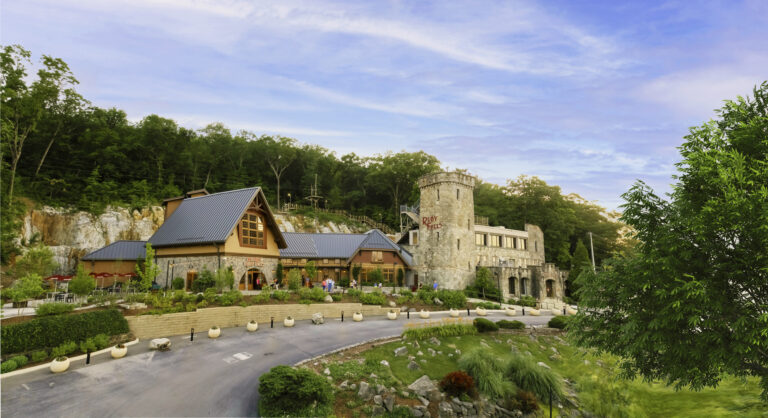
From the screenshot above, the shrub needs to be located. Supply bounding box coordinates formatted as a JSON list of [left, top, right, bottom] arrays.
[[548, 316, 568, 329], [368, 268, 384, 284], [416, 288, 435, 304], [347, 288, 362, 298], [403, 324, 477, 340], [172, 277, 185, 290], [125, 293, 147, 304], [1, 309, 129, 354], [80, 338, 97, 353], [309, 287, 326, 302], [10, 355, 28, 367], [253, 291, 271, 304], [219, 290, 243, 306], [93, 333, 110, 349], [439, 371, 475, 397], [271, 290, 290, 301], [191, 268, 216, 293], [258, 365, 334, 417], [398, 289, 413, 297], [510, 390, 539, 413], [512, 295, 537, 307], [197, 300, 209, 308], [287, 269, 301, 291], [30, 350, 48, 362], [331, 294, 341, 301], [300, 299, 312, 305], [496, 320, 525, 329], [506, 354, 563, 402], [465, 267, 501, 301], [475, 301, 501, 309], [458, 348, 506, 398], [359, 291, 387, 305], [298, 287, 311, 300], [51, 341, 77, 359], [339, 276, 350, 287], [1, 360, 18, 373], [36, 302, 75, 316], [203, 288, 217, 303], [473, 318, 499, 333], [436, 289, 467, 309]]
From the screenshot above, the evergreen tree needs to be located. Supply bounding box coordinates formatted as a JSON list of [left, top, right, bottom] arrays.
[[569, 239, 591, 299]]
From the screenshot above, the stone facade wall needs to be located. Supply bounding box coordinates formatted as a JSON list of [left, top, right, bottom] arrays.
[[156, 255, 279, 289], [125, 303, 399, 339]]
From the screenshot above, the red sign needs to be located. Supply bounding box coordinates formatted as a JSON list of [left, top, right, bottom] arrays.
[[422, 216, 442, 230], [246, 257, 263, 267]]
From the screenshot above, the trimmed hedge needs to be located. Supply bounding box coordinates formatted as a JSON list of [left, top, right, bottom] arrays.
[[259, 365, 334, 417], [473, 317, 499, 332], [1, 309, 129, 354], [547, 316, 568, 329], [497, 320, 525, 329], [36, 302, 75, 316]]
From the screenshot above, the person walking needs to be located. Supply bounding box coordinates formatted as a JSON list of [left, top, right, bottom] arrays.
[[432, 280, 438, 291]]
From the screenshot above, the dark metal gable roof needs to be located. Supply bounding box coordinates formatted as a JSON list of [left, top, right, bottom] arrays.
[[82, 241, 147, 261], [280, 230, 412, 266], [148, 187, 287, 248]]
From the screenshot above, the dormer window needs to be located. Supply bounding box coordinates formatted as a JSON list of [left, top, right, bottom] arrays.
[[240, 212, 265, 248]]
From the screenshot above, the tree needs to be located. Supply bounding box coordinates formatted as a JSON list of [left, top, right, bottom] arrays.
[[352, 264, 362, 283], [3, 273, 45, 305], [287, 269, 301, 291], [570, 82, 768, 399], [368, 268, 383, 284], [275, 262, 284, 286], [69, 265, 95, 298], [215, 266, 235, 292], [305, 261, 317, 282], [261, 136, 296, 210], [135, 242, 160, 292], [191, 267, 216, 293], [397, 268, 404, 287], [11, 244, 58, 279], [469, 267, 500, 300], [568, 239, 590, 299]]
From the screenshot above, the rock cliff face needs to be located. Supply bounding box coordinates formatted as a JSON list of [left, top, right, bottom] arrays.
[[19, 206, 367, 274]]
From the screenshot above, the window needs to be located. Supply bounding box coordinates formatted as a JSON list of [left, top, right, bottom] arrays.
[[410, 230, 419, 245], [505, 236, 515, 248], [467, 219, 470, 230], [437, 231, 440, 240], [372, 251, 383, 262], [521, 239, 527, 250], [437, 188, 440, 201], [534, 241, 538, 252], [240, 212, 265, 248], [456, 189, 460, 199], [457, 239, 461, 250], [475, 233, 486, 246], [490, 235, 501, 247], [323, 259, 329, 264]]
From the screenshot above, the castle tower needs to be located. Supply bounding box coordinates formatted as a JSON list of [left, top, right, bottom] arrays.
[[416, 171, 476, 289]]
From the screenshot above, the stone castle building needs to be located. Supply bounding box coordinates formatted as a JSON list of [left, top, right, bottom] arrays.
[[399, 171, 567, 308]]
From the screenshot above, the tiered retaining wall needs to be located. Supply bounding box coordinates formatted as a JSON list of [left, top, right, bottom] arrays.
[[125, 303, 398, 339]]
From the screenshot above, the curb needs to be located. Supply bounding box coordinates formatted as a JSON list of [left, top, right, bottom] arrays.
[[0, 338, 141, 379], [294, 335, 402, 367]]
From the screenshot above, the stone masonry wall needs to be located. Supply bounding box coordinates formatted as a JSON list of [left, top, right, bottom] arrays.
[[156, 255, 279, 289], [125, 303, 400, 339]]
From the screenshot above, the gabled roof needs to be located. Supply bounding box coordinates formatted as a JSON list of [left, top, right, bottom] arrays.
[[82, 241, 147, 261], [149, 187, 287, 248], [279, 230, 411, 266]]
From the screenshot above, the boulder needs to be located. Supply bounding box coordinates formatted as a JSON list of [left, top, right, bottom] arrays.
[[148, 338, 171, 350], [429, 337, 441, 346], [324, 295, 333, 303], [427, 348, 436, 357], [380, 360, 390, 367], [389, 301, 397, 307], [358, 381, 372, 400], [408, 361, 420, 370], [339, 380, 349, 389], [418, 396, 430, 406], [412, 407, 424, 417], [372, 405, 386, 416], [323, 368, 331, 375], [408, 375, 438, 397], [384, 395, 395, 412], [312, 312, 325, 324], [376, 384, 387, 395], [373, 395, 383, 405], [349, 383, 357, 391], [438, 401, 455, 417], [417, 351, 424, 356], [394, 346, 408, 356], [537, 361, 551, 370], [433, 297, 443, 305]]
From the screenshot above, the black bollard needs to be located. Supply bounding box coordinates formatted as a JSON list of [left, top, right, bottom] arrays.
[[522, 307, 525, 316], [86, 350, 91, 364], [191, 328, 194, 341], [341, 311, 344, 322], [270, 317, 274, 328], [563, 307, 566, 315], [467, 307, 470, 316], [407, 310, 410, 319]]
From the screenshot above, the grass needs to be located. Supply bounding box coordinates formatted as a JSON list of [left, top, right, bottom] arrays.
[[324, 332, 767, 417]]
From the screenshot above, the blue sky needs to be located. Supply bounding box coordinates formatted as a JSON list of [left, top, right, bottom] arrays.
[[3, 0, 766, 210]]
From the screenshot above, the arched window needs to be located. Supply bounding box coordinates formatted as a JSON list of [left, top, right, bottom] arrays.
[[520, 278, 528, 295], [508, 277, 517, 295], [545, 279, 555, 298]]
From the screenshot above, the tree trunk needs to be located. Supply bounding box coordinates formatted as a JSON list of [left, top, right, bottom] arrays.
[[8, 155, 20, 207], [34, 124, 62, 177]]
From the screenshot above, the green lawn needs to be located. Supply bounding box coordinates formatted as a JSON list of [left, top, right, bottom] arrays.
[[323, 332, 766, 417]]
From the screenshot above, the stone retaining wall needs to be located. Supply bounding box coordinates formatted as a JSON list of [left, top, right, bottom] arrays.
[[124, 303, 398, 339]]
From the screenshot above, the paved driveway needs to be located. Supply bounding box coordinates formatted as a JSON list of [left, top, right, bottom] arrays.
[[1, 311, 553, 417]]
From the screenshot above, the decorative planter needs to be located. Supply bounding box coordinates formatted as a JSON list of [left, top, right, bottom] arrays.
[[50, 357, 70, 373], [551, 309, 563, 316], [247, 321, 259, 332], [284, 317, 295, 327], [449, 309, 460, 317], [208, 327, 221, 338], [111, 345, 127, 359], [353, 312, 364, 322], [566, 307, 578, 316], [475, 307, 487, 316], [528, 308, 541, 316], [505, 307, 516, 316], [387, 311, 398, 320], [419, 310, 430, 319]]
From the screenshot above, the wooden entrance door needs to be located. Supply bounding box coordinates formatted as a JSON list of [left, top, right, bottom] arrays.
[[546, 280, 554, 298]]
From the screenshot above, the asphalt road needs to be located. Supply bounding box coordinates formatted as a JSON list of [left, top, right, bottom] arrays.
[[1, 311, 553, 417]]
